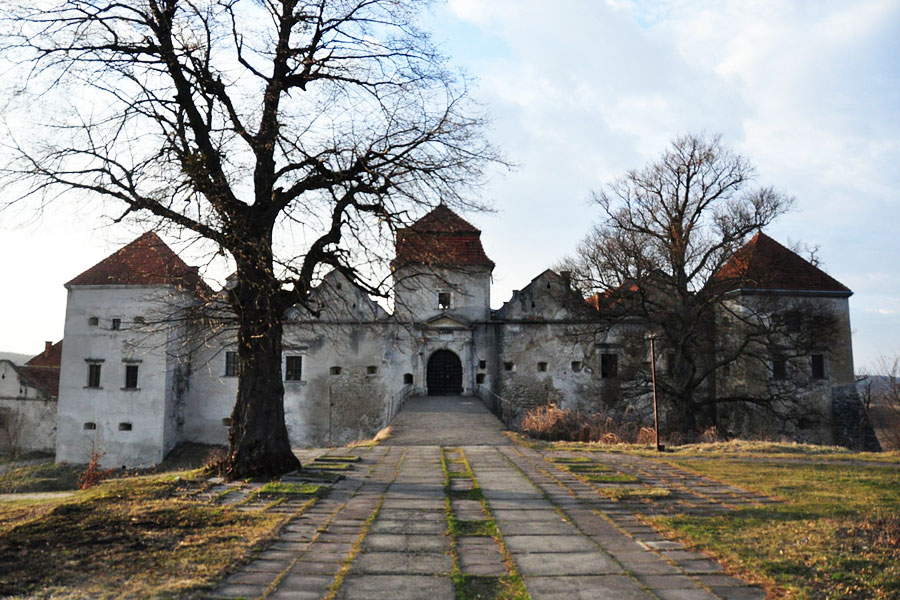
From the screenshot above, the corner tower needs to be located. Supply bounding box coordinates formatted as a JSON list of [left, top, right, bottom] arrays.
[[392, 205, 494, 323]]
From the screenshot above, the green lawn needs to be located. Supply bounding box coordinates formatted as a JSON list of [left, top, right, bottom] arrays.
[[651, 458, 900, 599]]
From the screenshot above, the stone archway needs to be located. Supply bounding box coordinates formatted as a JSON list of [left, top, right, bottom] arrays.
[[426, 350, 463, 396]]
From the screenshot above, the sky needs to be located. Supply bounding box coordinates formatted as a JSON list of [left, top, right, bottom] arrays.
[[0, 0, 898, 372]]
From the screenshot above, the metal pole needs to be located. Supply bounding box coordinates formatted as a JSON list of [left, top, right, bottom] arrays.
[[649, 335, 662, 452]]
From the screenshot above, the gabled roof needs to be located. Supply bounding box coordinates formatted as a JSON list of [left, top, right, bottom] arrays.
[[17, 340, 62, 399], [712, 232, 851, 296], [393, 205, 494, 269], [66, 232, 210, 293]]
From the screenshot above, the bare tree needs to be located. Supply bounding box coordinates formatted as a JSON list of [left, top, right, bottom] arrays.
[[0, 0, 499, 478], [559, 133, 830, 434]]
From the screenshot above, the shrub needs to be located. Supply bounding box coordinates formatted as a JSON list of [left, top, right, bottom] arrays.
[[77, 451, 115, 490], [520, 404, 641, 443]]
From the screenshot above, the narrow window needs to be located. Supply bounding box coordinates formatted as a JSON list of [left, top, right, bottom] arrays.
[[285, 355, 303, 381], [571, 361, 583, 373], [772, 357, 787, 380], [476, 373, 486, 384], [601, 353, 618, 379], [811, 354, 826, 379], [83, 422, 96, 431], [437, 292, 451, 310], [503, 362, 515, 372], [111, 318, 121, 331], [330, 366, 342, 376], [118, 422, 132, 431], [478, 360, 487, 370], [403, 373, 413, 385], [224, 351, 238, 377], [87, 363, 101, 388], [537, 361, 548, 372], [88, 316, 99, 327], [366, 365, 378, 375], [124, 364, 139, 389]]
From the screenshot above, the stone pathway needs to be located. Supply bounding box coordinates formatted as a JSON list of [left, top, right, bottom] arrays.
[[208, 397, 768, 599]]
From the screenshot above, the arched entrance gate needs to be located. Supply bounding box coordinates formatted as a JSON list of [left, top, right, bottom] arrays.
[[426, 350, 463, 396]]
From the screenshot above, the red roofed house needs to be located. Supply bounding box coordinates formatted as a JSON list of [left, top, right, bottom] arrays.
[[0, 341, 62, 454], [48, 209, 868, 467]]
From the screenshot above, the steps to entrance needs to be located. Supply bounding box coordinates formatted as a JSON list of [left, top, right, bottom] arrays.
[[382, 396, 511, 446]]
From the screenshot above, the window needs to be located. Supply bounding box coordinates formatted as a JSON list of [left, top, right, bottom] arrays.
[[403, 373, 413, 385], [222, 417, 232, 427], [111, 318, 121, 331], [772, 357, 787, 381], [537, 362, 548, 372], [87, 363, 101, 388], [83, 422, 96, 431], [366, 365, 378, 375], [285, 356, 303, 381], [88, 316, 99, 327], [437, 292, 451, 310], [601, 353, 618, 379], [478, 360, 486, 370], [476, 373, 486, 384], [118, 422, 132, 431], [330, 366, 342, 376], [124, 364, 139, 389], [504, 362, 515, 372], [133, 316, 145, 324], [785, 311, 801, 334], [811, 354, 827, 379], [224, 351, 238, 377], [571, 361, 583, 373]]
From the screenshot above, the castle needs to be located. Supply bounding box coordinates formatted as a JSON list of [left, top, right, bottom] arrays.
[[0, 206, 869, 466]]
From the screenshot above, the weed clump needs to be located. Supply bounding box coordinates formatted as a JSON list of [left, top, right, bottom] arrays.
[[521, 404, 650, 444]]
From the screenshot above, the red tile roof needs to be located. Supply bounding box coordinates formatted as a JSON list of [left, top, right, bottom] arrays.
[[19, 340, 62, 399], [712, 232, 851, 295], [66, 232, 210, 293], [393, 205, 494, 269]]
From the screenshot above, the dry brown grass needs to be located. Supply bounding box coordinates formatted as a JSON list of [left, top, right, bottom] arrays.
[[520, 404, 649, 443]]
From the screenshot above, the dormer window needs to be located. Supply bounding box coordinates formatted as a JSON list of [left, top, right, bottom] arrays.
[[437, 292, 451, 310]]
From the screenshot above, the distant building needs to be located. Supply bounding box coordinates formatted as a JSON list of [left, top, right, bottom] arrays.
[[0, 341, 61, 454], [40, 206, 871, 467]]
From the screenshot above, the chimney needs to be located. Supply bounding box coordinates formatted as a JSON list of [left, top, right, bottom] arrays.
[[560, 271, 572, 288], [44, 341, 52, 354]]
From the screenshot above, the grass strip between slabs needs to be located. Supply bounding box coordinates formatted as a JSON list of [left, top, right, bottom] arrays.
[[442, 447, 530, 600]]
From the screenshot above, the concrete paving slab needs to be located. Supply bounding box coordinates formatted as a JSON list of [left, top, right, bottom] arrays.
[[524, 575, 654, 599], [351, 550, 452, 574], [504, 534, 599, 553], [514, 552, 624, 576], [363, 533, 450, 552], [335, 575, 454, 600]]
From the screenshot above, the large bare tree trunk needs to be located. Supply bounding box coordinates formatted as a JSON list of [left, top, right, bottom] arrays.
[[225, 264, 300, 479]]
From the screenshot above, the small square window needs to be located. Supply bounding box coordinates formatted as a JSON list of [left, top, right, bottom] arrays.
[[88, 316, 99, 327], [601, 354, 618, 379], [571, 361, 582, 372], [366, 365, 378, 375], [504, 362, 515, 372], [437, 292, 451, 310], [476, 373, 486, 384], [118, 422, 132, 431], [330, 366, 342, 376], [403, 373, 413, 385], [133, 316, 145, 324], [811, 354, 827, 379], [285, 355, 303, 381], [222, 417, 232, 427], [111, 318, 121, 331], [124, 364, 139, 389], [224, 351, 238, 377], [478, 360, 486, 370], [83, 422, 96, 431], [537, 362, 548, 372], [87, 363, 102, 388]]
